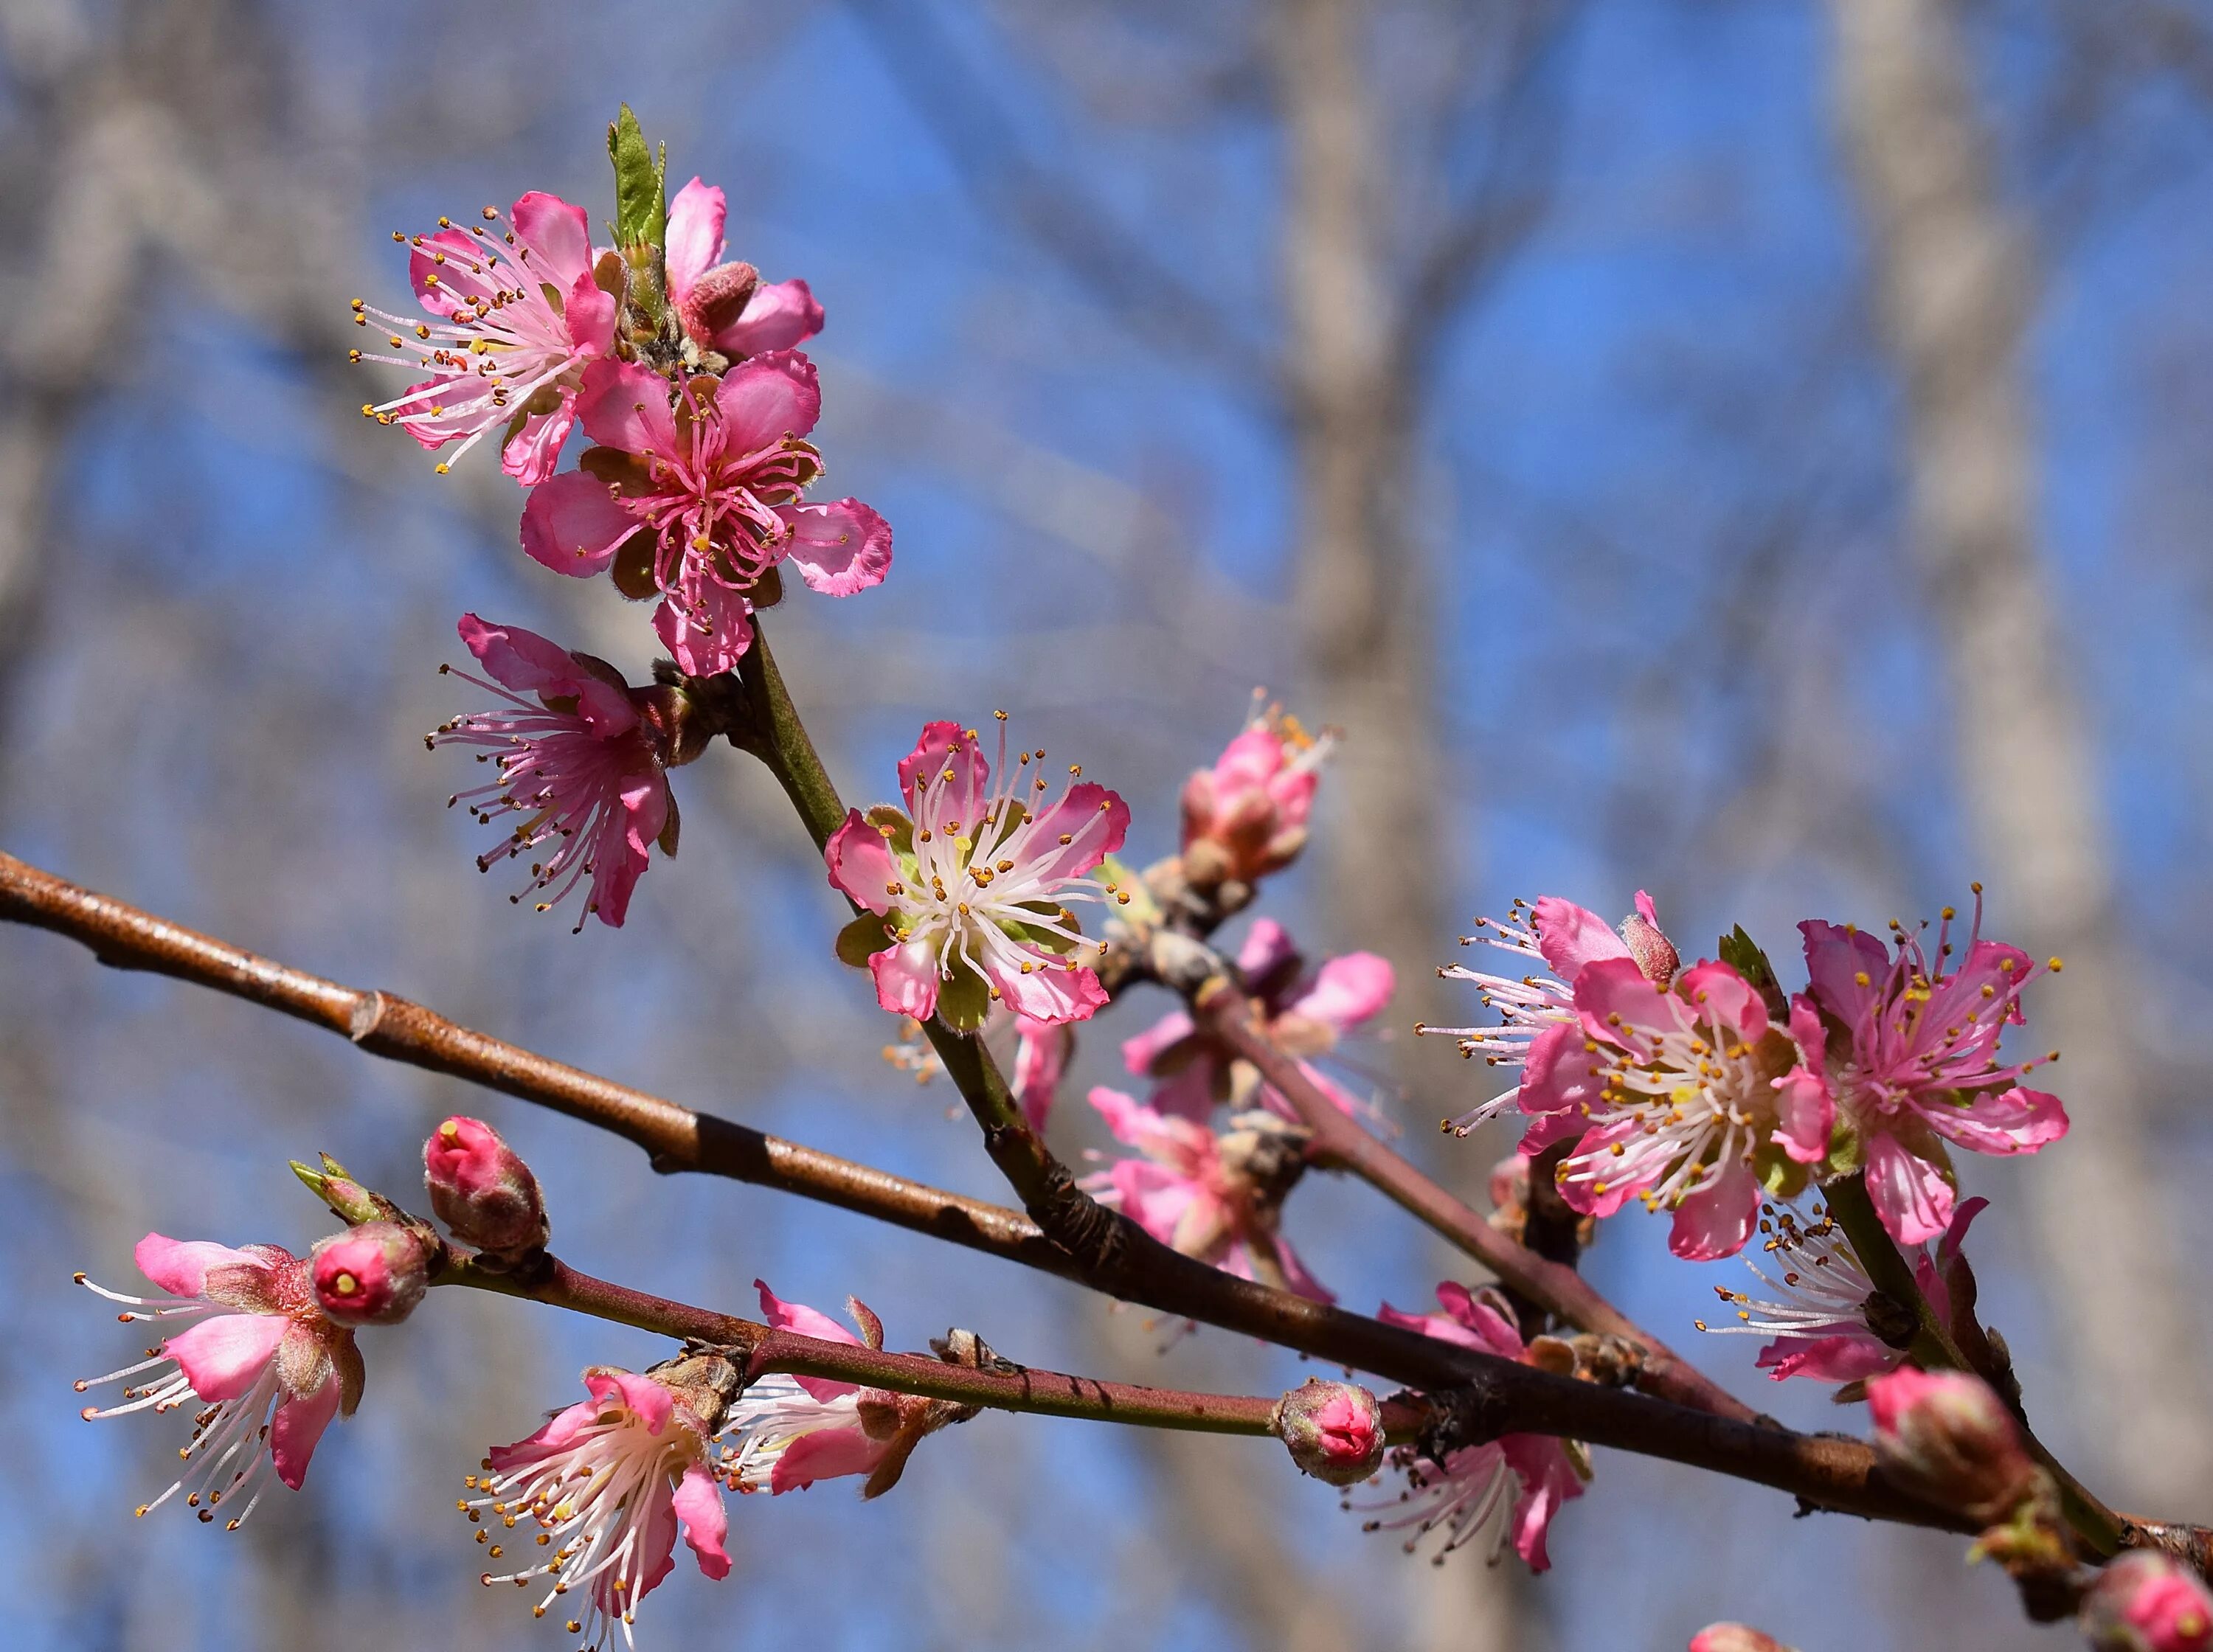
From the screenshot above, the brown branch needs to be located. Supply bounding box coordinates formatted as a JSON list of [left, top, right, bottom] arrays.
[[0, 847, 1070, 1279], [1188, 978, 1755, 1422]]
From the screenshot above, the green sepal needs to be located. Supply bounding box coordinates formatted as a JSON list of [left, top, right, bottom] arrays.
[[936, 961, 991, 1033], [606, 104, 667, 250], [1818, 1114, 1864, 1180], [1751, 1139, 1810, 1200], [865, 805, 915, 858], [1717, 923, 1790, 1019], [836, 912, 895, 969]]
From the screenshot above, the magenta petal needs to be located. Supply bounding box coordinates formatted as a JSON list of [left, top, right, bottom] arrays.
[[1759, 1333, 1898, 1384], [715, 278, 825, 357], [1530, 897, 1630, 983], [134, 1233, 263, 1299], [1666, 1161, 1760, 1260], [1517, 1021, 1604, 1117], [575, 358, 678, 456], [561, 270, 617, 360], [1866, 1131, 1955, 1246], [663, 178, 728, 302], [268, 1375, 342, 1490], [868, 942, 940, 1021], [1289, 951, 1394, 1031], [779, 499, 892, 597], [653, 585, 755, 677], [1435, 1281, 1525, 1358], [456, 613, 581, 695], [509, 191, 595, 288], [1770, 1066, 1833, 1164], [1924, 1085, 2069, 1155], [1235, 917, 1298, 981], [769, 1423, 887, 1493], [1799, 918, 1893, 1027], [753, 1280, 861, 1403], [165, 1311, 288, 1401], [501, 403, 578, 487], [673, 1460, 732, 1578], [714, 350, 822, 451], [1499, 1434, 1585, 1572], [521, 471, 634, 577], [825, 811, 900, 914]]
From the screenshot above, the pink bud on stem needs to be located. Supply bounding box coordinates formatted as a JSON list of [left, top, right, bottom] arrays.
[[1272, 1377, 1385, 1486], [2080, 1552, 2213, 1651], [423, 1116, 549, 1257], [1690, 1627, 1798, 1652], [1866, 1367, 2040, 1524], [311, 1221, 435, 1325]]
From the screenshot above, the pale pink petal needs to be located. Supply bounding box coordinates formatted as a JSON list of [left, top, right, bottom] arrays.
[[1287, 951, 1393, 1032], [1922, 1086, 2068, 1155], [1435, 1281, 1525, 1358], [714, 350, 822, 452], [267, 1375, 342, 1490], [663, 178, 728, 301], [575, 358, 679, 456], [778, 499, 892, 596], [825, 811, 901, 914], [585, 1369, 676, 1432], [754, 1280, 862, 1404], [164, 1311, 288, 1401], [1866, 1131, 1955, 1246], [1770, 1066, 1832, 1165], [1018, 783, 1130, 883], [1531, 896, 1631, 982], [500, 402, 578, 487], [673, 1460, 732, 1578], [521, 471, 635, 577], [1666, 1160, 1760, 1260], [1121, 1010, 1196, 1077], [508, 191, 594, 288], [715, 277, 825, 357], [1677, 960, 1767, 1042], [868, 942, 940, 1021], [997, 961, 1107, 1025], [769, 1423, 887, 1493], [897, 721, 988, 819], [1757, 1334, 1897, 1384], [1012, 1018, 1071, 1133], [134, 1234, 264, 1299], [1112, 1159, 1203, 1247]]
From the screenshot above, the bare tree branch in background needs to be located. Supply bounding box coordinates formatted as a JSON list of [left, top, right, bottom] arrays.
[[1829, 0, 2209, 1512]]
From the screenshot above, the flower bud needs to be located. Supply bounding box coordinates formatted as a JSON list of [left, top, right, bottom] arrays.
[[423, 1116, 548, 1255], [1178, 706, 1329, 889], [1619, 891, 1679, 985], [1272, 1378, 1384, 1486], [311, 1221, 434, 1325], [2080, 1552, 2213, 1651], [1866, 1367, 2037, 1522], [1689, 1627, 1797, 1652]]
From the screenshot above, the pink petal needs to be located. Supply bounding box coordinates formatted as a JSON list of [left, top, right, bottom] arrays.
[[1286, 951, 1393, 1031], [1435, 1281, 1525, 1357], [754, 1278, 864, 1348], [1940, 1194, 1991, 1257], [1798, 919, 1893, 1027], [715, 278, 825, 357], [508, 191, 594, 289], [1271, 1235, 1335, 1305], [769, 1423, 887, 1492], [165, 1311, 288, 1401], [561, 269, 617, 360], [500, 403, 578, 487], [1113, 1159, 1204, 1248], [1571, 957, 1681, 1052], [825, 811, 901, 914], [1376, 1299, 1482, 1350], [1121, 1009, 1196, 1077], [134, 1234, 264, 1299], [1531, 897, 1632, 983], [673, 1460, 732, 1578], [997, 961, 1107, 1025], [654, 585, 756, 677], [1235, 917, 1300, 981], [714, 350, 821, 452], [897, 721, 989, 820], [456, 613, 585, 696], [575, 358, 679, 457], [1866, 1131, 1955, 1246], [587, 769, 666, 929], [1517, 1021, 1607, 1116], [1770, 1065, 1832, 1165], [584, 1369, 676, 1432], [1500, 1434, 1585, 1572], [268, 1375, 342, 1490], [1922, 1085, 2069, 1156], [779, 499, 892, 597], [663, 178, 728, 302], [868, 942, 941, 1021], [1011, 1018, 1071, 1133], [1757, 1333, 1899, 1384], [1666, 1160, 1761, 1260], [1634, 889, 1662, 927], [521, 471, 635, 577], [1019, 782, 1130, 882], [1677, 960, 1767, 1042]]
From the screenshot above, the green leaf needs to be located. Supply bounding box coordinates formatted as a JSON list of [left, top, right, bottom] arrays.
[[1717, 923, 1789, 1018], [835, 912, 894, 969], [606, 103, 667, 249], [936, 961, 991, 1033]]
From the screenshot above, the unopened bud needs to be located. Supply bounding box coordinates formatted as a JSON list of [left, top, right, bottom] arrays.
[[679, 259, 761, 344], [1866, 1368, 2037, 1523], [1620, 892, 1679, 986], [311, 1221, 434, 1325], [1178, 706, 1329, 889], [424, 1116, 548, 1256], [1272, 1378, 1384, 1486], [2081, 1552, 2213, 1651], [1689, 1627, 1797, 1652]]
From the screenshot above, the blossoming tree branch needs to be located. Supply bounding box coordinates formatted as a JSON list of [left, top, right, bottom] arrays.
[[14, 108, 2211, 1652]]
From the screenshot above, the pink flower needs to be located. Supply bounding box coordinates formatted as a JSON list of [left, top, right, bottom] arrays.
[[1545, 959, 1831, 1261], [519, 353, 890, 677], [77, 1233, 364, 1523], [663, 176, 825, 360], [1421, 892, 1677, 1136], [724, 1282, 955, 1500], [354, 193, 618, 483], [1694, 1195, 1987, 1384], [1011, 1012, 1073, 1131], [2082, 1552, 2213, 1651], [468, 1364, 733, 1648], [1121, 917, 1393, 1122], [1080, 1086, 1331, 1301], [825, 718, 1129, 1029], [429, 614, 677, 930], [1799, 895, 2068, 1245], [1358, 1282, 1585, 1569], [1179, 697, 1331, 887]]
